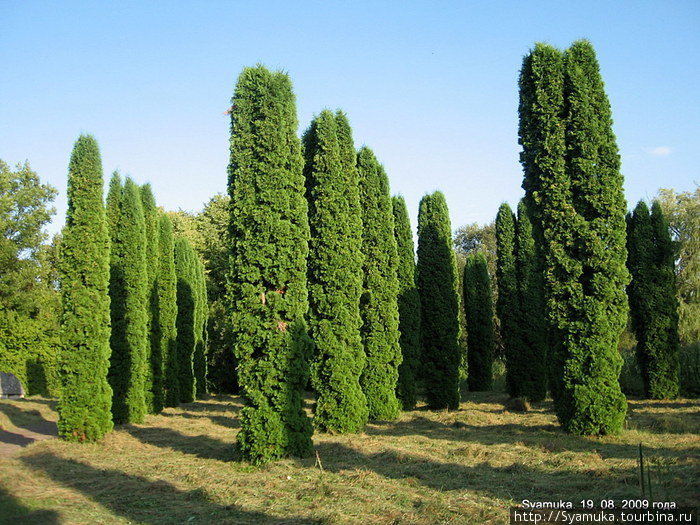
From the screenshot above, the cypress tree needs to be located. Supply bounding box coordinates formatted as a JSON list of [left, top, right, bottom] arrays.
[[464, 252, 495, 391], [107, 176, 148, 425], [303, 110, 367, 433], [193, 256, 208, 399], [175, 236, 196, 403], [515, 199, 548, 402], [140, 183, 161, 413], [357, 147, 402, 421], [627, 201, 680, 399], [392, 195, 421, 410], [158, 213, 180, 407], [495, 202, 520, 397], [57, 134, 113, 442], [227, 66, 313, 464], [519, 41, 628, 434], [416, 191, 461, 409]]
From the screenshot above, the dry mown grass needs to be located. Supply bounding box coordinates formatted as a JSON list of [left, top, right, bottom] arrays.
[[0, 392, 698, 524]]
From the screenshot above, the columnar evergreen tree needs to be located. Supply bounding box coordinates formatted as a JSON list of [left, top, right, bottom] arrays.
[[157, 213, 180, 407], [107, 176, 149, 425], [392, 195, 421, 410], [227, 66, 313, 464], [57, 134, 113, 442], [356, 147, 402, 421], [464, 252, 495, 391], [175, 236, 197, 403], [416, 191, 461, 409], [193, 256, 208, 399], [495, 202, 520, 396], [303, 110, 367, 433], [627, 200, 680, 399], [140, 184, 161, 413], [519, 40, 628, 434], [514, 199, 548, 402]]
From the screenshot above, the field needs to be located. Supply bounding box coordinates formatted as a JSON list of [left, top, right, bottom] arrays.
[[0, 392, 698, 524]]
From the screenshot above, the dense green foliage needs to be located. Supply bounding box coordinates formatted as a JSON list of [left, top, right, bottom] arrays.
[[656, 187, 700, 345], [57, 135, 113, 442], [357, 147, 402, 421], [140, 184, 162, 413], [627, 201, 680, 399], [107, 175, 149, 425], [0, 160, 60, 396], [515, 199, 548, 402], [174, 236, 197, 404], [227, 66, 313, 464], [495, 203, 519, 396], [392, 195, 421, 410], [192, 255, 208, 399], [303, 110, 367, 433], [417, 191, 461, 409], [519, 41, 628, 435], [463, 252, 494, 391], [194, 194, 237, 394], [155, 213, 180, 408]]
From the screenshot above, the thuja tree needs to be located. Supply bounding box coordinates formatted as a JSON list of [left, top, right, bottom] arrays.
[[519, 41, 628, 434], [464, 252, 494, 391], [158, 213, 180, 407], [57, 134, 113, 442], [175, 236, 197, 403], [515, 199, 547, 402], [495, 202, 520, 397], [303, 110, 367, 433], [140, 184, 162, 413], [357, 147, 402, 421], [416, 191, 461, 409], [392, 195, 421, 410], [193, 256, 208, 399], [106, 176, 149, 425], [627, 201, 680, 399], [227, 65, 313, 463]]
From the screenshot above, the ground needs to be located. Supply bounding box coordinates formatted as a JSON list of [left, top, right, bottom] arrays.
[[0, 392, 698, 524]]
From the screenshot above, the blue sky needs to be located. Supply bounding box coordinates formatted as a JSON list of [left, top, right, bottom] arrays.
[[1, 1, 698, 238]]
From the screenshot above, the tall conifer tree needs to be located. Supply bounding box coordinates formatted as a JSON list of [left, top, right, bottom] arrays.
[[357, 147, 402, 421], [227, 66, 313, 463], [416, 191, 461, 409], [175, 236, 197, 403], [193, 256, 208, 399], [392, 195, 421, 410], [140, 184, 161, 413], [627, 201, 680, 399], [304, 110, 367, 433], [519, 41, 628, 434], [107, 176, 148, 425], [515, 199, 548, 402], [58, 134, 113, 442], [157, 213, 180, 407], [495, 203, 520, 396], [464, 252, 495, 391]]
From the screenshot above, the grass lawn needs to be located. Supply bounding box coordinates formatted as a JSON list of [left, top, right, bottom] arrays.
[[0, 391, 698, 524]]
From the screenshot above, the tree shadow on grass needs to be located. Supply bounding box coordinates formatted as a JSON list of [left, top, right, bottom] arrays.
[[0, 402, 57, 436], [159, 410, 240, 429], [313, 441, 640, 503], [0, 486, 60, 524], [21, 452, 323, 524], [123, 425, 238, 462], [364, 415, 691, 461]]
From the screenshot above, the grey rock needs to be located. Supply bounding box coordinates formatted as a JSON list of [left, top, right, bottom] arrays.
[[0, 371, 25, 398]]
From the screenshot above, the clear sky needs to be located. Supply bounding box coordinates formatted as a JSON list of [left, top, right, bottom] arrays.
[[2, 1, 698, 238]]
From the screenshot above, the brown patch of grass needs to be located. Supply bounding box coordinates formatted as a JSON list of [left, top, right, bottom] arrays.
[[0, 393, 697, 524]]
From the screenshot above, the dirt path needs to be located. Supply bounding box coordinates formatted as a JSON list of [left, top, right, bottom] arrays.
[[0, 420, 57, 458]]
